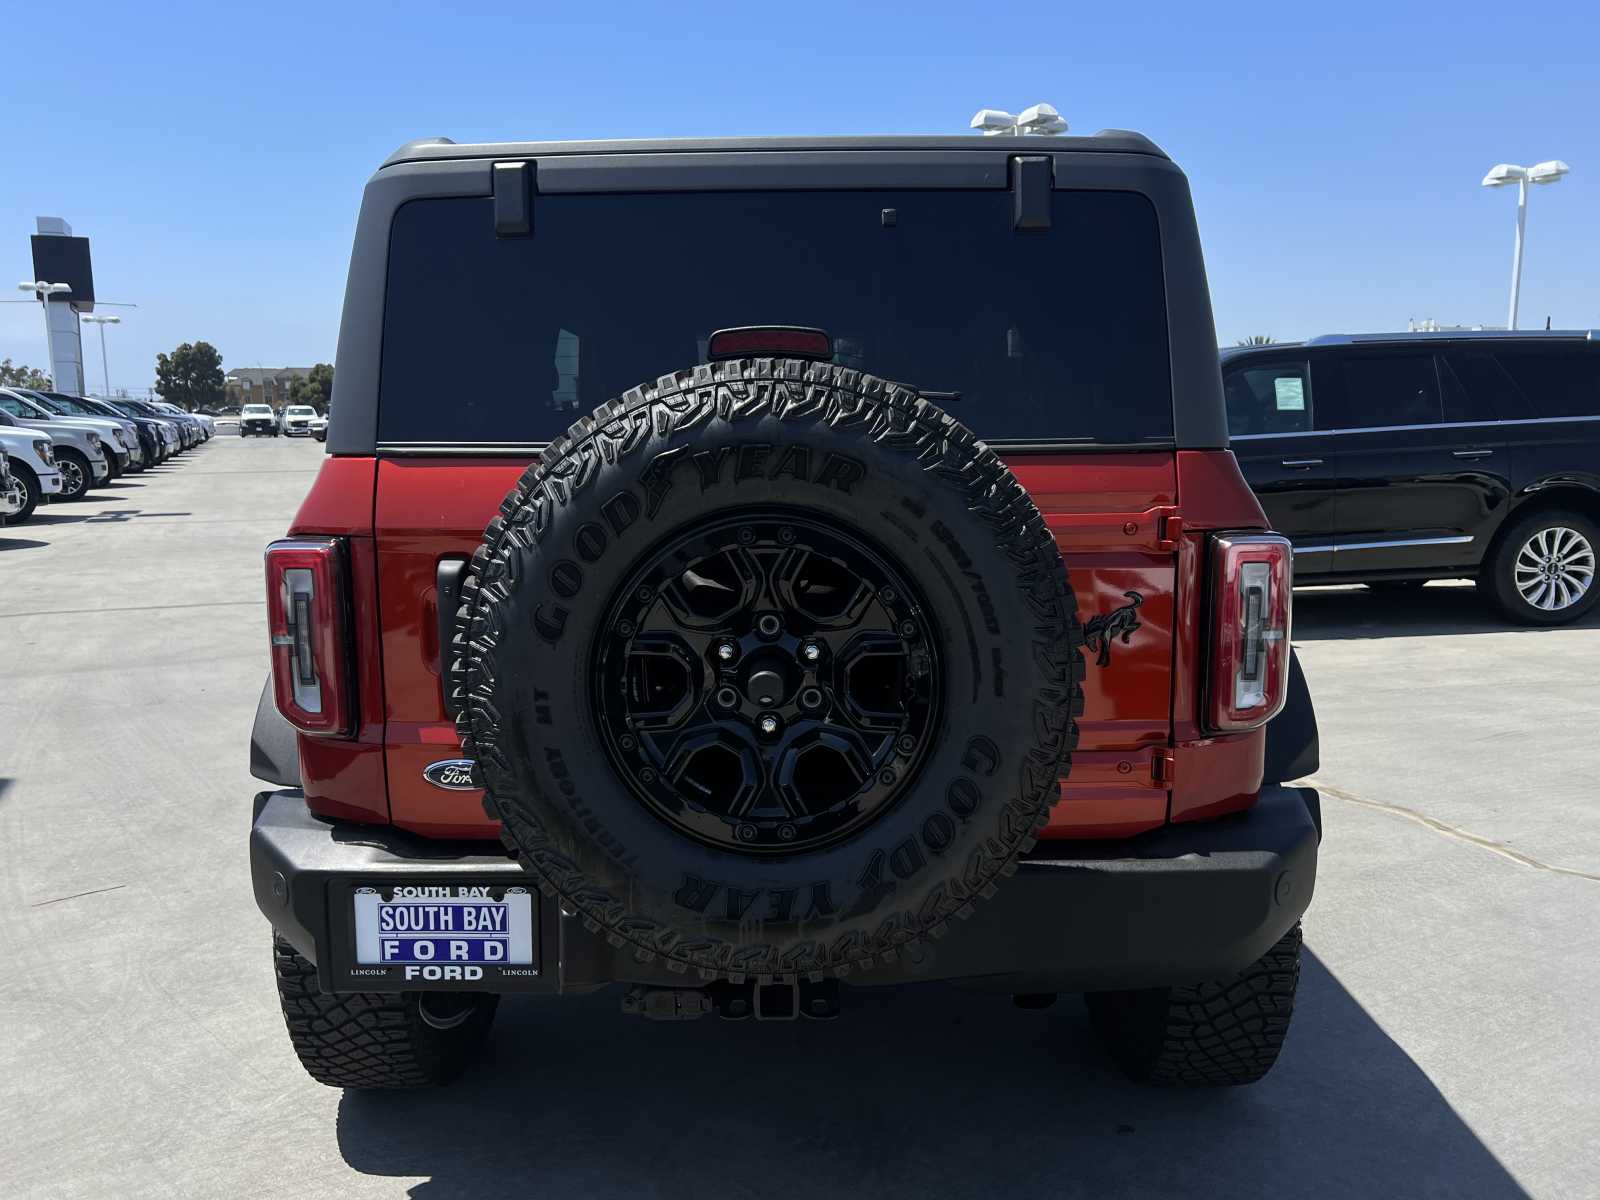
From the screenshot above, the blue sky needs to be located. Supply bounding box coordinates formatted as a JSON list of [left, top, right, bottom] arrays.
[[3, 1, 1594, 394]]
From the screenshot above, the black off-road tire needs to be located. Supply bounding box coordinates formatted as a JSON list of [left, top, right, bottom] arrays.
[[7, 464, 40, 523], [1483, 509, 1600, 626], [272, 935, 499, 1089], [1085, 923, 1302, 1086], [453, 357, 1083, 983]]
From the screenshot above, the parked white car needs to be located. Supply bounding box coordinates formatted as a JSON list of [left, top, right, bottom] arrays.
[[0, 424, 63, 522], [283, 405, 318, 436], [0, 393, 108, 499], [25, 390, 144, 471], [2, 387, 128, 481]]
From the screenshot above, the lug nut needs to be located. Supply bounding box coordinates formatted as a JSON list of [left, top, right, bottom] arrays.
[[899, 620, 917, 638], [896, 734, 917, 753], [716, 641, 738, 661], [800, 641, 822, 663], [758, 713, 781, 736]]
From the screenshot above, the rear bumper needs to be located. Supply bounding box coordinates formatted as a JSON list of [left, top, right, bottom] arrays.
[[252, 785, 1319, 995]]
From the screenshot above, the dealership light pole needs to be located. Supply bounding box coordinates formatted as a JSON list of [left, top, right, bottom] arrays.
[[16, 281, 71, 386], [81, 313, 122, 396], [1481, 160, 1570, 330]]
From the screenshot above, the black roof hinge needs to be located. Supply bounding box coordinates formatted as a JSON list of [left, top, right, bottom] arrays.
[[493, 161, 534, 237], [1011, 155, 1053, 231]]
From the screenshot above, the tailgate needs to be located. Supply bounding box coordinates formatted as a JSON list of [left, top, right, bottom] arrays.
[[1009, 453, 1178, 837], [376, 454, 1178, 838]]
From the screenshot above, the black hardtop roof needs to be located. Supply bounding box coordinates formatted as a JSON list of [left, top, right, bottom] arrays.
[[381, 130, 1167, 169], [1222, 330, 1600, 360]]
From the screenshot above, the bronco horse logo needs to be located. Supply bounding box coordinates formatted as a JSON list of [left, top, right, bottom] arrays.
[[1083, 591, 1144, 668]]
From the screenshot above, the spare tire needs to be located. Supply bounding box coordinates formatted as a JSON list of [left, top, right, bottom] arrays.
[[453, 358, 1083, 981]]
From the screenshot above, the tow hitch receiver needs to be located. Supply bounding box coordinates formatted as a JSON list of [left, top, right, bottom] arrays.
[[622, 980, 841, 1022]]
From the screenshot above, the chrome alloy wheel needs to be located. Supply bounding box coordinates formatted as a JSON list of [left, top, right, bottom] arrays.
[[58, 457, 86, 498], [1514, 526, 1595, 612]]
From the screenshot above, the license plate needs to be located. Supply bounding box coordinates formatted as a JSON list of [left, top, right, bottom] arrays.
[[346, 883, 537, 988]]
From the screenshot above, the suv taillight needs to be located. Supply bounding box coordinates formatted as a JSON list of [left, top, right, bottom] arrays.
[[265, 537, 352, 736], [1207, 533, 1292, 733]]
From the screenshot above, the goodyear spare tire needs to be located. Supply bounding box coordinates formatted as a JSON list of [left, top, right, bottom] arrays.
[[453, 358, 1083, 981]]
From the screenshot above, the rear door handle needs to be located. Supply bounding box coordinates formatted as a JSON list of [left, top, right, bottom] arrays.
[[1452, 449, 1494, 460], [1281, 458, 1323, 469]]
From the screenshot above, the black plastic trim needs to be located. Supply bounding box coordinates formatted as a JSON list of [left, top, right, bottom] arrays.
[[436, 558, 467, 715], [251, 785, 1317, 993], [249, 676, 301, 787], [1012, 156, 1053, 230], [1263, 648, 1319, 784], [493, 161, 533, 235]]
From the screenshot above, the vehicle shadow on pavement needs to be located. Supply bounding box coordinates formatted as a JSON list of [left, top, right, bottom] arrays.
[[1294, 584, 1600, 641], [0, 536, 50, 552], [335, 950, 1526, 1199]]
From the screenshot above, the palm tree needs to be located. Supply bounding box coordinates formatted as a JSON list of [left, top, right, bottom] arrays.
[[1235, 335, 1276, 346]]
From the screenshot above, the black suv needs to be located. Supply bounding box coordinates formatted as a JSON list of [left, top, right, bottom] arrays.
[[1223, 331, 1600, 623]]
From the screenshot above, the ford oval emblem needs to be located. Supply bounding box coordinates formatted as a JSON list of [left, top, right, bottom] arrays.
[[423, 759, 478, 791]]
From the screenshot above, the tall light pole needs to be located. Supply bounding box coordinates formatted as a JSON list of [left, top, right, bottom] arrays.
[[16, 281, 72, 386], [81, 313, 122, 396], [1481, 160, 1570, 330]]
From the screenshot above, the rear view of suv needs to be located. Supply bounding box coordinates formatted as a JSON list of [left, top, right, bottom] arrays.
[[250, 130, 1321, 1093], [1224, 331, 1600, 623]]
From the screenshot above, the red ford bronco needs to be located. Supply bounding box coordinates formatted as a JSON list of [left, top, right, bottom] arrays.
[[250, 128, 1321, 1090]]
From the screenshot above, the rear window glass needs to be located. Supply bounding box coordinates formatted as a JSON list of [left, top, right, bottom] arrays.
[[378, 190, 1172, 446], [1495, 351, 1600, 418]]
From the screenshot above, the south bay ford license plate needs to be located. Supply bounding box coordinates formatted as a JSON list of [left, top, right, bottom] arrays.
[[348, 884, 537, 988]]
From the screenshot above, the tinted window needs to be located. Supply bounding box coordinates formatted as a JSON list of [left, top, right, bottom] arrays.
[[1324, 354, 1441, 429], [1442, 352, 1527, 421], [379, 190, 1172, 445], [1495, 350, 1600, 418], [1223, 360, 1312, 435], [0, 395, 28, 418]]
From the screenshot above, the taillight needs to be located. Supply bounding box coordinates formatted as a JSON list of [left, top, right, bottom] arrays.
[[265, 537, 352, 736], [1207, 533, 1293, 732]]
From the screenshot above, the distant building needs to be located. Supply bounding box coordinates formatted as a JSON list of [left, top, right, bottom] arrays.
[[224, 367, 314, 410]]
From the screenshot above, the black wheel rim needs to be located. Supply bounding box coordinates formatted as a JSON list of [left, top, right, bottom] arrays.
[[593, 510, 942, 854]]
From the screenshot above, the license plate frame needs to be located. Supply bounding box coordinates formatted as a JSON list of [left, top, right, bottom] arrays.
[[326, 878, 542, 992]]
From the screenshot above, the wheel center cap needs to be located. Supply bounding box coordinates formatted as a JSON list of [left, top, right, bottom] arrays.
[[745, 667, 787, 707]]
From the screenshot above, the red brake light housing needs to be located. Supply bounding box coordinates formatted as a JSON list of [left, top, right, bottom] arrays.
[[1206, 533, 1292, 732], [707, 326, 833, 361], [266, 537, 353, 736]]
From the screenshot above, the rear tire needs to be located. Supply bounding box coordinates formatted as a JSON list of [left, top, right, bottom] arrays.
[[1483, 509, 1600, 625], [272, 934, 499, 1089], [1085, 923, 1302, 1086]]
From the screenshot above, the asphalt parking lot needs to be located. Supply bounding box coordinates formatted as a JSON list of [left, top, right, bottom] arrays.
[[2, 434, 1597, 1199]]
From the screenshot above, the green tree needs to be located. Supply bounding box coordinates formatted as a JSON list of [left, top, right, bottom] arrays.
[[0, 357, 51, 389], [288, 362, 335, 413], [1235, 335, 1277, 346], [154, 341, 225, 411]]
